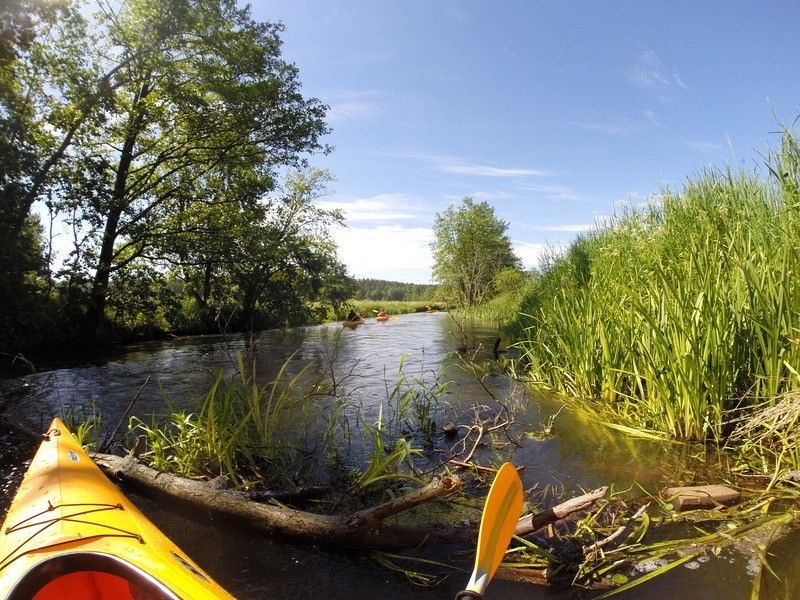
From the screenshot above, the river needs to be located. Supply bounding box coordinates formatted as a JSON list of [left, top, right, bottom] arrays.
[[0, 312, 796, 598]]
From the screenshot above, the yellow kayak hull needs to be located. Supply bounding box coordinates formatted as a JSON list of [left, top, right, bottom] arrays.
[[375, 315, 389, 322], [0, 418, 235, 599]]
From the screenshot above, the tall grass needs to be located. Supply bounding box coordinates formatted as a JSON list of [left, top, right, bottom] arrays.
[[515, 125, 800, 445], [127, 350, 451, 494], [129, 354, 316, 486]]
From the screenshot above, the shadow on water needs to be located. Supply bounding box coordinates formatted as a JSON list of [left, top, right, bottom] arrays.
[[1, 312, 797, 598]]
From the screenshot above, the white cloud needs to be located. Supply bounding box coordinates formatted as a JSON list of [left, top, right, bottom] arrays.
[[521, 184, 585, 201], [333, 225, 434, 276], [469, 190, 515, 200], [571, 117, 644, 136], [412, 153, 551, 177], [316, 193, 418, 222], [572, 109, 664, 136], [683, 139, 722, 153], [525, 224, 595, 233], [512, 241, 550, 270], [443, 190, 515, 201], [325, 90, 382, 123], [626, 48, 688, 94]]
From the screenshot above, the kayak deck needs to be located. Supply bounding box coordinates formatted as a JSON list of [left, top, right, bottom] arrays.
[[0, 418, 234, 599]]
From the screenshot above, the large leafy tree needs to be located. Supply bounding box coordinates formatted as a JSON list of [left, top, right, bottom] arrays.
[[431, 198, 521, 307], [54, 0, 330, 340], [1, 0, 337, 349]]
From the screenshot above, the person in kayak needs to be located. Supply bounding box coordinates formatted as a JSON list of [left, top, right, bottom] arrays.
[[377, 308, 386, 317], [346, 310, 360, 321]]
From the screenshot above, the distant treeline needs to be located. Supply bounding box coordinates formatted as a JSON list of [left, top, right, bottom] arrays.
[[353, 279, 438, 301]]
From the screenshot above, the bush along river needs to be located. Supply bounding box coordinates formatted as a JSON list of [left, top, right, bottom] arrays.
[[1, 312, 798, 599]]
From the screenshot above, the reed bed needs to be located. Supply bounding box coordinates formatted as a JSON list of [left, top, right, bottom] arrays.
[[515, 126, 800, 450]]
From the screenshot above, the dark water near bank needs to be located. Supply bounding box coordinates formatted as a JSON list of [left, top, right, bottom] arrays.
[[1, 313, 796, 598]]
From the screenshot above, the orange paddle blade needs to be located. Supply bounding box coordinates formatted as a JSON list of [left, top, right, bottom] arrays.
[[465, 462, 524, 595]]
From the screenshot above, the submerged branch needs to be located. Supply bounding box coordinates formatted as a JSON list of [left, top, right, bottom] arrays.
[[516, 486, 608, 537], [92, 452, 469, 550]]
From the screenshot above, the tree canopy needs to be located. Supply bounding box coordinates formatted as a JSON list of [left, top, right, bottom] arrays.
[[431, 198, 521, 307], [0, 0, 349, 351]]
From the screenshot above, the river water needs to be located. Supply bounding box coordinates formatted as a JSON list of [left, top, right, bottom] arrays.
[[0, 313, 795, 598]]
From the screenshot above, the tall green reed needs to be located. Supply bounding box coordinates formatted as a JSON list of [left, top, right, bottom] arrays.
[[516, 125, 800, 447]]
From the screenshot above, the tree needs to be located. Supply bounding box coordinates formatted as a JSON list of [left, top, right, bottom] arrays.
[[161, 168, 349, 330], [48, 0, 331, 341], [431, 198, 521, 307]]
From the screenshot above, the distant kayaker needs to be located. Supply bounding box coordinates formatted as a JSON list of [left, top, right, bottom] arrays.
[[377, 308, 386, 317], [346, 310, 359, 321]]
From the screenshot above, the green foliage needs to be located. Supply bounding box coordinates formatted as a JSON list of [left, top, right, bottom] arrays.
[[431, 198, 521, 307], [514, 125, 800, 447], [0, 0, 350, 351], [129, 354, 317, 486], [341, 300, 438, 320], [355, 406, 422, 491]]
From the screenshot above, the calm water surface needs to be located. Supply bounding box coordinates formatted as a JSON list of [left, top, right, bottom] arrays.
[[0, 313, 795, 598]]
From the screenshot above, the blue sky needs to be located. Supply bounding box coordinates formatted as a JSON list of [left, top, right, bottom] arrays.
[[259, 1, 799, 283]]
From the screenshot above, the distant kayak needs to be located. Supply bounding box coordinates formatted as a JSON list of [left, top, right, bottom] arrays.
[[0, 418, 234, 599], [343, 317, 364, 327], [376, 315, 389, 322]]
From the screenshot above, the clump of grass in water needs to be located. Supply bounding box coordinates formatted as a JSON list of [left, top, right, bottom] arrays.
[[726, 391, 800, 478], [129, 353, 317, 487], [127, 351, 454, 498], [514, 123, 800, 452]]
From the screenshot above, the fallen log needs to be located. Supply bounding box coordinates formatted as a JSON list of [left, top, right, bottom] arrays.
[[516, 486, 608, 536], [92, 452, 470, 550]]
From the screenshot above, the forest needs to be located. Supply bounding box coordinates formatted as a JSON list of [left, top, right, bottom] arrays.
[[0, 0, 352, 355], [351, 278, 437, 302]]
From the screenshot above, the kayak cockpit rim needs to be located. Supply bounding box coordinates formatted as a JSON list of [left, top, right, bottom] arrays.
[[6, 552, 182, 600]]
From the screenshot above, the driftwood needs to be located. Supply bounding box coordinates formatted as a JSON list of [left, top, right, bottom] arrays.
[[516, 486, 608, 536], [92, 453, 469, 550], [662, 484, 740, 511], [245, 486, 333, 504]]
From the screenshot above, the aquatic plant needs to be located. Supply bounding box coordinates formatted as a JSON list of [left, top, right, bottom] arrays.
[[514, 124, 800, 451], [128, 354, 318, 486]]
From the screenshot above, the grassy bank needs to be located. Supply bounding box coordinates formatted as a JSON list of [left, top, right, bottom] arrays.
[[511, 126, 799, 465], [339, 300, 442, 319]]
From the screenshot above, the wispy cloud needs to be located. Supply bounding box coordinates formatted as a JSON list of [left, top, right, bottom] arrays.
[[326, 90, 382, 123], [626, 48, 688, 95], [520, 184, 588, 202], [682, 139, 723, 153], [412, 153, 551, 177], [572, 109, 663, 136], [571, 117, 645, 136], [443, 190, 516, 202], [316, 193, 418, 222], [524, 224, 595, 233]]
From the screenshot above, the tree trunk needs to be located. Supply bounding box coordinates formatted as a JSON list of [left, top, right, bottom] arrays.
[[83, 81, 151, 342], [92, 452, 470, 550]]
